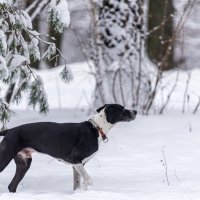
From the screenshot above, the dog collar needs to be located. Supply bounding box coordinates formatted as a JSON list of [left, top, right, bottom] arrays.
[[88, 119, 109, 143]]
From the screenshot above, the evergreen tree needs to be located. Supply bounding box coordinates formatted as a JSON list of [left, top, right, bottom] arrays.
[[0, 0, 72, 128]]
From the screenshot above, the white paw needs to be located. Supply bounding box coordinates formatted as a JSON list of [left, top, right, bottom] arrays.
[[73, 187, 84, 193], [87, 184, 94, 191], [82, 179, 93, 190]]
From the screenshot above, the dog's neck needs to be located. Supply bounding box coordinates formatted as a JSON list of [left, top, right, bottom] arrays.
[[90, 109, 115, 136]]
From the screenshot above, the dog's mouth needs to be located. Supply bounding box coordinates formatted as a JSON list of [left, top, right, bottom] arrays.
[[126, 110, 137, 121]]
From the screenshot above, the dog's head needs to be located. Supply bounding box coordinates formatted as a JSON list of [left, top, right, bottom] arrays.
[[96, 104, 137, 124]]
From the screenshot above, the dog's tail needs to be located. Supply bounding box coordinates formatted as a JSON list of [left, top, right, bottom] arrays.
[[0, 129, 8, 137]]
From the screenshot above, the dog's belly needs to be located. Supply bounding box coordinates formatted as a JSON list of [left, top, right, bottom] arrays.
[[18, 148, 97, 164], [58, 152, 97, 165], [17, 148, 37, 159]]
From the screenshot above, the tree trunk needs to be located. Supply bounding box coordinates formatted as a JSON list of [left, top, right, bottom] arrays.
[[147, 0, 174, 70]]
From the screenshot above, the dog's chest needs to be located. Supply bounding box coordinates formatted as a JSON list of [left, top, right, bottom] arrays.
[[82, 152, 97, 164], [58, 152, 97, 165]]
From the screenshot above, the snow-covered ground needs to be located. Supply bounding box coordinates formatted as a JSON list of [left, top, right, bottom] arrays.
[[1, 61, 200, 199], [1, 109, 200, 200]]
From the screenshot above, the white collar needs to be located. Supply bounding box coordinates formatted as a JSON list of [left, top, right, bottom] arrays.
[[89, 109, 115, 142], [90, 109, 114, 133]]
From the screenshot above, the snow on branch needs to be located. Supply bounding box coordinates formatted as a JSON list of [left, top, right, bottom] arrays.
[[0, 0, 10, 4], [60, 66, 73, 83], [43, 43, 57, 60], [0, 55, 9, 79], [47, 0, 70, 33], [0, 99, 14, 130], [0, 1, 72, 127], [28, 76, 49, 114]]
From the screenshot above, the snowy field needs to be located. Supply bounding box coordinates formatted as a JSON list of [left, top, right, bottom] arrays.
[[1, 62, 200, 200], [8, 62, 200, 113], [1, 109, 200, 200]]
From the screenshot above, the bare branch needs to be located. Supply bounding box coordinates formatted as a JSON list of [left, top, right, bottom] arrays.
[[31, 0, 49, 20], [182, 71, 191, 113], [159, 70, 179, 114], [25, 0, 40, 14], [161, 146, 170, 186], [193, 96, 200, 114]]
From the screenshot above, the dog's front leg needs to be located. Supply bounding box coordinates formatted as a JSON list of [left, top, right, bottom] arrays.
[[73, 164, 92, 190], [73, 167, 81, 190]]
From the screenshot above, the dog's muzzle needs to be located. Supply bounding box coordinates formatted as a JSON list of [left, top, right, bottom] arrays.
[[129, 110, 137, 121]]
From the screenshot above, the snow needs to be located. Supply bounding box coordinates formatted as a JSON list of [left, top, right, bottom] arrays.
[[0, 0, 8, 4], [0, 55, 8, 79], [42, 43, 56, 60], [47, 0, 70, 33], [0, 30, 7, 56], [9, 55, 28, 69], [6, 61, 200, 114], [59, 65, 73, 83], [0, 63, 200, 200], [28, 75, 49, 113], [21, 11, 32, 30], [155, 68, 200, 112], [10, 62, 95, 110], [1, 109, 200, 199]]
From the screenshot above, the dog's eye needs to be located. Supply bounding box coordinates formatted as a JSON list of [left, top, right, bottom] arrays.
[[120, 108, 125, 115]]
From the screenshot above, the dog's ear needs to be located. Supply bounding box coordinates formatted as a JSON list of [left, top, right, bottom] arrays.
[[96, 104, 107, 113], [105, 105, 124, 124]]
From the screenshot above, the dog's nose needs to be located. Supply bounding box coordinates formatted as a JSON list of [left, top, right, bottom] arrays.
[[134, 110, 137, 115]]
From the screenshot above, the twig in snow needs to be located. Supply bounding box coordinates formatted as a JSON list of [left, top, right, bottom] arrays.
[[189, 121, 192, 132], [161, 146, 170, 186], [173, 170, 180, 182], [159, 70, 179, 114], [193, 96, 200, 114], [182, 70, 191, 113]]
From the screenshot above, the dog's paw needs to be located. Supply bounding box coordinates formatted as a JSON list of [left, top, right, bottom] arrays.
[[82, 179, 93, 190], [86, 184, 94, 191], [73, 187, 84, 193]]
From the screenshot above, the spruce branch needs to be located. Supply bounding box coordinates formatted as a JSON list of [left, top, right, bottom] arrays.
[[0, 1, 72, 124], [0, 99, 14, 130], [60, 66, 73, 83], [28, 76, 49, 114]]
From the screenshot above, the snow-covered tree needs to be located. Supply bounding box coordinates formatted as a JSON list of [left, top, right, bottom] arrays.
[[88, 0, 152, 111], [0, 0, 72, 128]]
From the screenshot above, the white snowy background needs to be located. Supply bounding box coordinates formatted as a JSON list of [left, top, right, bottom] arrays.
[[0, 63, 200, 200], [1, 0, 200, 199]]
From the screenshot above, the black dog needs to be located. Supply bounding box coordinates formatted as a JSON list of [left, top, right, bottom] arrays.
[[0, 104, 137, 192]]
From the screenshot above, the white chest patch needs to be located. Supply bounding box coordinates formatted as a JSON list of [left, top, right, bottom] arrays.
[[91, 109, 114, 134]]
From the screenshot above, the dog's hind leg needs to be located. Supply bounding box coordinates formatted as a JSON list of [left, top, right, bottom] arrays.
[[8, 154, 32, 193], [0, 139, 18, 173], [73, 167, 81, 190]]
